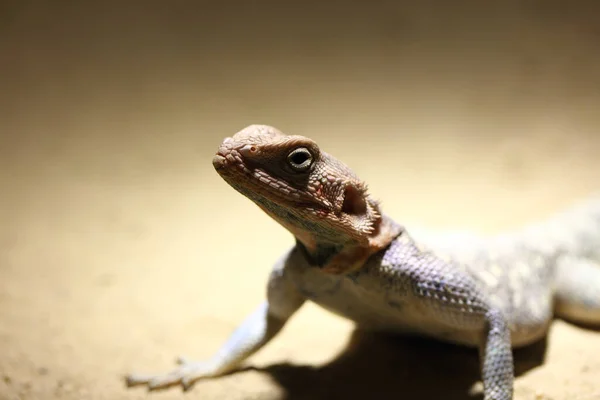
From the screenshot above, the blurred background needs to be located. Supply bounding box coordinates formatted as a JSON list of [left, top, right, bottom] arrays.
[[1, 1, 600, 399]]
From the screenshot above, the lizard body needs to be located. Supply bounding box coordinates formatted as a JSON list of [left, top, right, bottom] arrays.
[[126, 125, 600, 400]]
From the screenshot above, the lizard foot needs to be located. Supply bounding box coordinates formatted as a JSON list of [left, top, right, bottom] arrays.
[[125, 356, 218, 391]]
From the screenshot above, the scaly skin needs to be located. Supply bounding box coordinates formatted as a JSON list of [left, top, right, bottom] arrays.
[[126, 125, 600, 400]]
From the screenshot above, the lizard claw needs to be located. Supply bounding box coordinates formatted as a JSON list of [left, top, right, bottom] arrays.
[[124, 373, 151, 387], [125, 358, 217, 392], [176, 356, 190, 365], [181, 377, 194, 391]]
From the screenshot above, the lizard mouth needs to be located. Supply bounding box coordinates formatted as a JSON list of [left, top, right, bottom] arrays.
[[212, 148, 327, 211]]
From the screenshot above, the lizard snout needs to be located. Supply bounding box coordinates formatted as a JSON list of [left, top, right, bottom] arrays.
[[212, 154, 227, 170]]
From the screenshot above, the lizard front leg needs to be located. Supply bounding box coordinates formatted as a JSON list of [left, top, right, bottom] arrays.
[[423, 280, 514, 400], [385, 239, 515, 400], [425, 291, 514, 400], [417, 291, 514, 399], [125, 249, 306, 391], [479, 309, 514, 400]]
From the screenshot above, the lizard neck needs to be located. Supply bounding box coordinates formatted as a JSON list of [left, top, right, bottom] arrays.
[[248, 179, 402, 274], [296, 215, 403, 274]]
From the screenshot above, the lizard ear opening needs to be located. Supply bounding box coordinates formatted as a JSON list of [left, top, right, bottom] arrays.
[[341, 185, 367, 215]]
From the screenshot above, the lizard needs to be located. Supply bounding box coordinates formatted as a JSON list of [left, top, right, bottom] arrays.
[[125, 124, 600, 400]]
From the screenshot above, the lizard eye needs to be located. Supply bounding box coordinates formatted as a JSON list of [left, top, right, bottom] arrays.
[[287, 147, 313, 172]]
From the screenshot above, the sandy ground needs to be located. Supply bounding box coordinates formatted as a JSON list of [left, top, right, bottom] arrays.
[[1, 2, 600, 399]]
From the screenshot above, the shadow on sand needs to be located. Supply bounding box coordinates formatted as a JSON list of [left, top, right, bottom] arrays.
[[250, 329, 548, 400]]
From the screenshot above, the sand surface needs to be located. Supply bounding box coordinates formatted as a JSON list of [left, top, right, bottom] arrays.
[[1, 2, 600, 399]]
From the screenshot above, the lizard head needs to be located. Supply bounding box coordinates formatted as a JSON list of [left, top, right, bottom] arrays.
[[212, 124, 388, 251]]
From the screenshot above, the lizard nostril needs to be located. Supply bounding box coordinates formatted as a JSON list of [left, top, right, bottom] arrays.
[[239, 144, 257, 157]]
